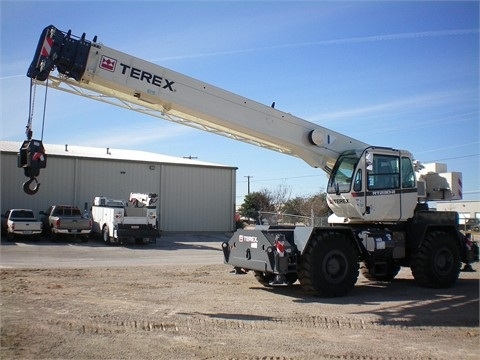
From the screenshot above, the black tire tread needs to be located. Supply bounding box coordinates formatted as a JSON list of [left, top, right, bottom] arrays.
[[411, 231, 460, 288], [298, 231, 359, 297]]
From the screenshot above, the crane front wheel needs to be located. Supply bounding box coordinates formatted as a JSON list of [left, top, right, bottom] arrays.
[[298, 231, 359, 297], [411, 231, 461, 288]]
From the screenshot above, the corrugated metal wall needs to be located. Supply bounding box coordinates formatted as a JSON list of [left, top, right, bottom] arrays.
[[1, 152, 236, 232], [1, 155, 77, 214], [160, 164, 236, 231], [74, 159, 161, 206]]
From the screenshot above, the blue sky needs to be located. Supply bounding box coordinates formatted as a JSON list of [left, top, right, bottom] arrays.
[[1, 1, 479, 204]]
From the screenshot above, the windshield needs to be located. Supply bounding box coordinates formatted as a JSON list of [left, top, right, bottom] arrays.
[[52, 207, 82, 216], [327, 153, 359, 194]]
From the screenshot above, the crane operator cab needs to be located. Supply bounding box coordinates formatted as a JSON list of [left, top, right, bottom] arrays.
[[326, 147, 418, 223]]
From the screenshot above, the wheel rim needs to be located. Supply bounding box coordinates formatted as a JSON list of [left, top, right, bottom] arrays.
[[434, 246, 454, 276], [322, 250, 348, 283]]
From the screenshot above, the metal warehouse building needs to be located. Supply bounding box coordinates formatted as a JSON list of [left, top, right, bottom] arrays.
[[1, 141, 237, 232]]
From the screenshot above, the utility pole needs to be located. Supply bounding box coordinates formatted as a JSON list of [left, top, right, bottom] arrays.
[[244, 175, 253, 194]]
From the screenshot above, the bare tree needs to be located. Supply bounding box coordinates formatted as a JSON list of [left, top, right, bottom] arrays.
[[269, 184, 292, 211]]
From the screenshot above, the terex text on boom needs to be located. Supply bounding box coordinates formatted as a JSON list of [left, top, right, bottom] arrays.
[[119, 63, 175, 91]]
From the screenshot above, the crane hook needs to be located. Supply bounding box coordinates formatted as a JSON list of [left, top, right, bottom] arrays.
[[23, 177, 41, 195]]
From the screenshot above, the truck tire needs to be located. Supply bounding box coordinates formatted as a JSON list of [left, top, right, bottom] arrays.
[[50, 228, 58, 242], [298, 231, 359, 297], [103, 226, 112, 245], [411, 231, 460, 288], [360, 261, 401, 282], [6, 231, 14, 241]]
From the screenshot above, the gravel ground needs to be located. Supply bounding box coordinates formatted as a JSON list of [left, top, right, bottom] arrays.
[[1, 233, 479, 359]]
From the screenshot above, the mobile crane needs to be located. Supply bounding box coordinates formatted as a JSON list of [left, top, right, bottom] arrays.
[[22, 25, 477, 297]]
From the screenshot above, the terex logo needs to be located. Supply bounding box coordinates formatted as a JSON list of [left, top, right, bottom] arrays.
[[326, 196, 349, 205], [119, 63, 175, 91], [100, 56, 116, 72], [239, 235, 257, 243]]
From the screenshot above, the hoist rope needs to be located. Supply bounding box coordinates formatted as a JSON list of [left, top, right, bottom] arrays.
[[26, 78, 49, 141], [40, 80, 48, 140], [26, 78, 36, 139]]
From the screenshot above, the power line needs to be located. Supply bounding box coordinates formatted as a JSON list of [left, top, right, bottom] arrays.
[[422, 153, 479, 162], [238, 153, 479, 184], [239, 173, 323, 184]]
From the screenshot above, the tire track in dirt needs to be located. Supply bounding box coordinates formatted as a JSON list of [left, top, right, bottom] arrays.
[[43, 311, 448, 336], [43, 317, 443, 360]]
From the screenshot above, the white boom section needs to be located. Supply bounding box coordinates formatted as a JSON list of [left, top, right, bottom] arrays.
[[39, 40, 368, 173]]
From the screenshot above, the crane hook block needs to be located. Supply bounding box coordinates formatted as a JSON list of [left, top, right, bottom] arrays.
[[18, 139, 47, 195], [23, 177, 41, 196], [18, 139, 47, 172]]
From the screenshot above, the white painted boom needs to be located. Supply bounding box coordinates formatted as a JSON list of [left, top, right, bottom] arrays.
[[28, 25, 368, 174]]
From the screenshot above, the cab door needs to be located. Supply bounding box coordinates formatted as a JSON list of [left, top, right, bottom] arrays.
[[363, 151, 402, 221]]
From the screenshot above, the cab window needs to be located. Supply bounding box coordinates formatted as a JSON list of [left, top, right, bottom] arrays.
[[401, 157, 415, 188], [327, 153, 359, 193], [368, 155, 399, 190], [353, 170, 362, 192]]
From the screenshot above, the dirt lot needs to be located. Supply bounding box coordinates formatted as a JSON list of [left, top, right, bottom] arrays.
[[1, 233, 479, 360]]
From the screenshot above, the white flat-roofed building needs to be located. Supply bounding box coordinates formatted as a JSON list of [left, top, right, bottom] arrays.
[[436, 200, 480, 226]]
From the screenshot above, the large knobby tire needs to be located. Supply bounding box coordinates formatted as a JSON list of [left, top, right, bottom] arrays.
[[360, 261, 401, 282], [411, 231, 461, 288], [298, 232, 359, 297]]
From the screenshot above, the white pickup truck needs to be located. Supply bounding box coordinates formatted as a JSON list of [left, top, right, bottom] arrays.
[[39, 205, 92, 242], [1, 209, 43, 241], [90, 194, 160, 245]]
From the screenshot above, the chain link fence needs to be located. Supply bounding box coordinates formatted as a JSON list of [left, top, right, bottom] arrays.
[[257, 211, 329, 227]]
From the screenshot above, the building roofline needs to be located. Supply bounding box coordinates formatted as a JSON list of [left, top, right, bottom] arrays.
[[0, 141, 237, 170]]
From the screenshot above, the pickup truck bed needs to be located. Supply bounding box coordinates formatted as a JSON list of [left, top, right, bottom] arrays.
[[1, 209, 43, 240], [40, 205, 92, 241]]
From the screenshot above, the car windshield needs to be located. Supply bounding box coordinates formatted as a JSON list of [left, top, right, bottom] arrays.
[[327, 153, 359, 194]]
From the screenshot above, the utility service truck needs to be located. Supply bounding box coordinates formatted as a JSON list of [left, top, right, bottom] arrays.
[[90, 193, 160, 245], [21, 25, 478, 297]]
